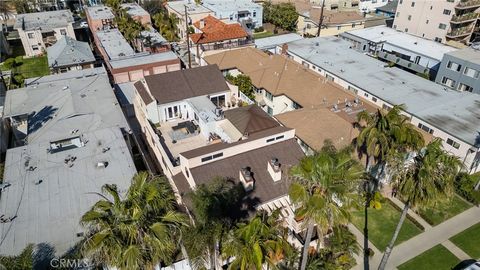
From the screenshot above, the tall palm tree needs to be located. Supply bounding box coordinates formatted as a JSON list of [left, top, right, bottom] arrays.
[[222, 210, 293, 270], [184, 178, 245, 270], [289, 143, 365, 270], [377, 139, 463, 270], [81, 172, 189, 270], [356, 105, 424, 172]]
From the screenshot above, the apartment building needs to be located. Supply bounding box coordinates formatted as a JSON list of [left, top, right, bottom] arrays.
[[309, 0, 359, 10], [46, 36, 96, 73], [341, 25, 457, 78], [359, 0, 393, 13], [204, 47, 382, 154], [202, 0, 263, 29], [14, 10, 75, 57], [166, 0, 214, 41], [121, 3, 152, 26], [283, 36, 480, 173], [436, 46, 480, 94], [189, 16, 252, 65], [394, 0, 480, 45], [85, 5, 115, 33], [0, 67, 137, 256], [93, 28, 180, 83], [132, 65, 305, 223]]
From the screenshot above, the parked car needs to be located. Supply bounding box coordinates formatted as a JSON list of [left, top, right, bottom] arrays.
[[463, 261, 480, 270], [79, 21, 88, 28]]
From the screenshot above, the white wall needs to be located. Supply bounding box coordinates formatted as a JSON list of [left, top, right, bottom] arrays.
[[19, 24, 75, 57]]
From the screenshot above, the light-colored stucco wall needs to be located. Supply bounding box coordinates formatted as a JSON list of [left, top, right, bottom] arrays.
[[19, 24, 75, 57], [392, 0, 458, 43], [297, 16, 366, 37]]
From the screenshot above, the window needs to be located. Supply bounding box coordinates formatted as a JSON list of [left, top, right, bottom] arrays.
[[292, 101, 301, 109], [411, 2, 415, 7], [28, 32, 34, 39], [267, 106, 273, 115], [443, 9, 451, 15], [301, 61, 310, 68], [266, 137, 275, 143], [229, 15, 233, 20], [166, 105, 180, 119], [458, 83, 473, 92], [32, 45, 39, 51], [439, 23, 447, 30], [364, 92, 369, 97], [441, 76, 456, 88], [426, 20, 429, 24], [275, 135, 285, 140], [201, 152, 223, 162], [430, 5, 433, 10], [253, 11, 256, 17], [306, 23, 311, 29], [337, 25, 341, 30], [326, 74, 335, 81], [446, 138, 460, 149], [408, 15, 412, 21], [185, 168, 189, 177], [396, 12, 400, 17], [394, 25, 397, 29], [382, 104, 392, 110], [372, 97, 378, 102], [210, 94, 226, 107], [463, 67, 480, 78], [447, 0, 454, 2], [447, 61, 462, 72], [265, 91, 273, 101], [399, 0, 403, 3], [405, 28, 409, 32], [434, 37, 442, 42], [417, 123, 434, 134], [60, 29, 66, 35], [348, 85, 359, 94]]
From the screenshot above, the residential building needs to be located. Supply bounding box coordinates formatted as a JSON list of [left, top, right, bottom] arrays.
[[14, 10, 75, 57], [121, 3, 152, 26], [254, 33, 303, 54], [202, 0, 263, 29], [189, 15, 252, 65], [436, 46, 480, 94], [132, 65, 305, 221], [340, 25, 457, 78], [0, 67, 137, 256], [85, 5, 115, 33], [295, 1, 385, 37], [166, 0, 214, 41], [359, 0, 392, 13], [309, 0, 359, 10], [93, 28, 180, 83], [46, 36, 96, 73], [375, 0, 398, 17], [284, 36, 480, 173], [392, 0, 480, 45], [204, 47, 377, 154]]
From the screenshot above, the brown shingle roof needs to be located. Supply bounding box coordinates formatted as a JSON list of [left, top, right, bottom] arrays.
[[141, 65, 230, 104], [134, 80, 154, 104], [175, 139, 304, 205], [224, 105, 279, 135], [204, 47, 353, 108], [190, 15, 248, 44]]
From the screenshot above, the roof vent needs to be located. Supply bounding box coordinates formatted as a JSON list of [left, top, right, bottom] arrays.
[[239, 167, 254, 192], [268, 158, 281, 182], [97, 161, 109, 168]]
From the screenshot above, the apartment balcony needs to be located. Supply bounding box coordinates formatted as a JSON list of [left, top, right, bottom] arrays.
[[199, 39, 254, 52], [446, 25, 474, 38], [451, 13, 480, 24], [456, 0, 480, 10]]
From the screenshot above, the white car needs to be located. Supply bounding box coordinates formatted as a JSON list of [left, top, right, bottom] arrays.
[[463, 261, 480, 270]]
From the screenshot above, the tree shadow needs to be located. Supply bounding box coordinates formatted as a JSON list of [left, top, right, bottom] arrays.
[[27, 106, 58, 135], [33, 242, 55, 270]]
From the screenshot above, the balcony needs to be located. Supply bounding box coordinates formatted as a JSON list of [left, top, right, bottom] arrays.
[[446, 25, 474, 38], [456, 0, 480, 10], [199, 39, 254, 52], [451, 13, 480, 23]]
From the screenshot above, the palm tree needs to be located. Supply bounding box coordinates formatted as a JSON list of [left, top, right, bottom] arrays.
[[81, 172, 189, 270], [356, 105, 424, 172], [183, 178, 245, 270], [222, 210, 293, 270], [377, 139, 463, 270], [289, 143, 365, 270]]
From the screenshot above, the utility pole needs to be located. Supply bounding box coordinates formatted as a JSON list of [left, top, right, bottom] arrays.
[[316, 0, 326, 37], [184, 5, 192, 69]]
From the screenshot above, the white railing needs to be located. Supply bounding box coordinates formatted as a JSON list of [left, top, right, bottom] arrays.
[[238, 91, 255, 105]]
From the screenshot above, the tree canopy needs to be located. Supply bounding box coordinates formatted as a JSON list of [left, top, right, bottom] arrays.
[[263, 1, 298, 31]]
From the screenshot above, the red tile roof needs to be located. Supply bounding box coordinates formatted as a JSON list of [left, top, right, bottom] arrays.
[[190, 15, 248, 44]]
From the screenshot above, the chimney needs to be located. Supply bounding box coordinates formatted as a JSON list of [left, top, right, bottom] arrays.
[[199, 19, 205, 29], [267, 158, 282, 182], [239, 167, 254, 191]]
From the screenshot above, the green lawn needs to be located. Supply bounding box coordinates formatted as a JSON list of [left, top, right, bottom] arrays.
[[351, 201, 423, 251], [398, 244, 460, 270], [450, 222, 480, 258], [416, 195, 471, 226], [253, 31, 275, 39], [0, 56, 49, 78]]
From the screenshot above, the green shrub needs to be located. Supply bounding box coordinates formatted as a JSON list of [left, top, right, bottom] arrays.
[[455, 173, 480, 205], [2, 58, 15, 70], [14, 56, 24, 65], [254, 26, 264, 33]]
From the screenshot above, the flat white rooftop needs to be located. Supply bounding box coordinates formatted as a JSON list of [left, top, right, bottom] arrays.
[[343, 25, 457, 61], [96, 29, 136, 60], [167, 0, 213, 14], [203, 0, 262, 11], [85, 5, 115, 21], [121, 3, 149, 17]]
